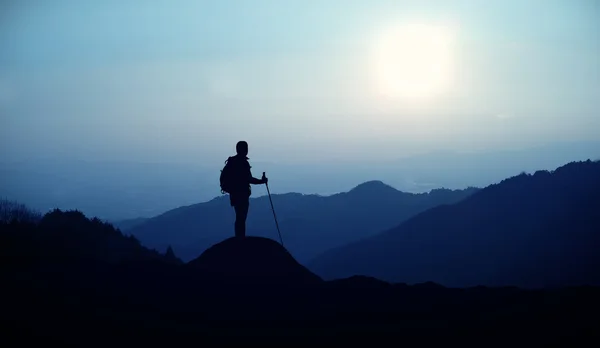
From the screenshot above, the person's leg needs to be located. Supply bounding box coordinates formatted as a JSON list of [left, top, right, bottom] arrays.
[[234, 199, 249, 238]]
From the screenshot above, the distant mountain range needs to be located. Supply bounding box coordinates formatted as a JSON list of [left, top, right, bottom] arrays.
[[308, 160, 600, 288], [3, 140, 598, 220], [126, 182, 479, 263]]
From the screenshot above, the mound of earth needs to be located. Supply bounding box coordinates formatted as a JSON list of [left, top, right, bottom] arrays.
[[187, 236, 322, 286]]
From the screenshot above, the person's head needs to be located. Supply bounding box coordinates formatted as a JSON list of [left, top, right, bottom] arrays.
[[236, 141, 248, 156]]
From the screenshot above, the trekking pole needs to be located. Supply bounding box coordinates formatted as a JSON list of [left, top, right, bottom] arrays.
[[263, 172, 283, 247]]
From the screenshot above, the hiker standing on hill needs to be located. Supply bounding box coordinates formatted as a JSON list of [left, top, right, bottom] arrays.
[[220, 141, 268, 238]]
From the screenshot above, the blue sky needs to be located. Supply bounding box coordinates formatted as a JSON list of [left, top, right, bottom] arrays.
[[1, 0, 599, 165]]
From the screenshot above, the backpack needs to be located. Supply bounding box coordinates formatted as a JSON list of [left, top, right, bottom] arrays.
[[219, 157, 234, 194]]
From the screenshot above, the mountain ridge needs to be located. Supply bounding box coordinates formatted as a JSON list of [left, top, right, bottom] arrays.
[[308, 160, 600, 288], [127, 181, 479, 263]]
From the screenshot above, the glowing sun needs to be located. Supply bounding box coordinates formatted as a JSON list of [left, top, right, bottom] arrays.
[[371, 21, 456, 101]]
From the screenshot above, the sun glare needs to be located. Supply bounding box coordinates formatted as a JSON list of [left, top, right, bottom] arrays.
[[371, 21, 456, 102]]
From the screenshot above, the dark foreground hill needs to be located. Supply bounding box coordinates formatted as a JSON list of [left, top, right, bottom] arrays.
[[127, 182, 478, 263], [1, 211, 599, 345], [309, 160, 600, 288], [188, 236, 322, 285]]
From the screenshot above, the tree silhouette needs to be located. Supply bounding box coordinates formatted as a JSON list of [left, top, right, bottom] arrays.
[[0, 198, 42, 224], [165, 245, 179, 263]]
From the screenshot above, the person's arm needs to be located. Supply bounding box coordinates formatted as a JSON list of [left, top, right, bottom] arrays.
[[247, 165, 267, 185]]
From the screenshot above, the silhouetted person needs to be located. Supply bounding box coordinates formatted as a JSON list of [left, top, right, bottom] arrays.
[[221, 141, 267, 238]]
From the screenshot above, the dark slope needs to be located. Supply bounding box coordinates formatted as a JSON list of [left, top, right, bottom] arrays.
[[112, 217, 149, 231], [309, 160, 600, 288], [187, 236, 322, 285], [128, 181, 478, 263]]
